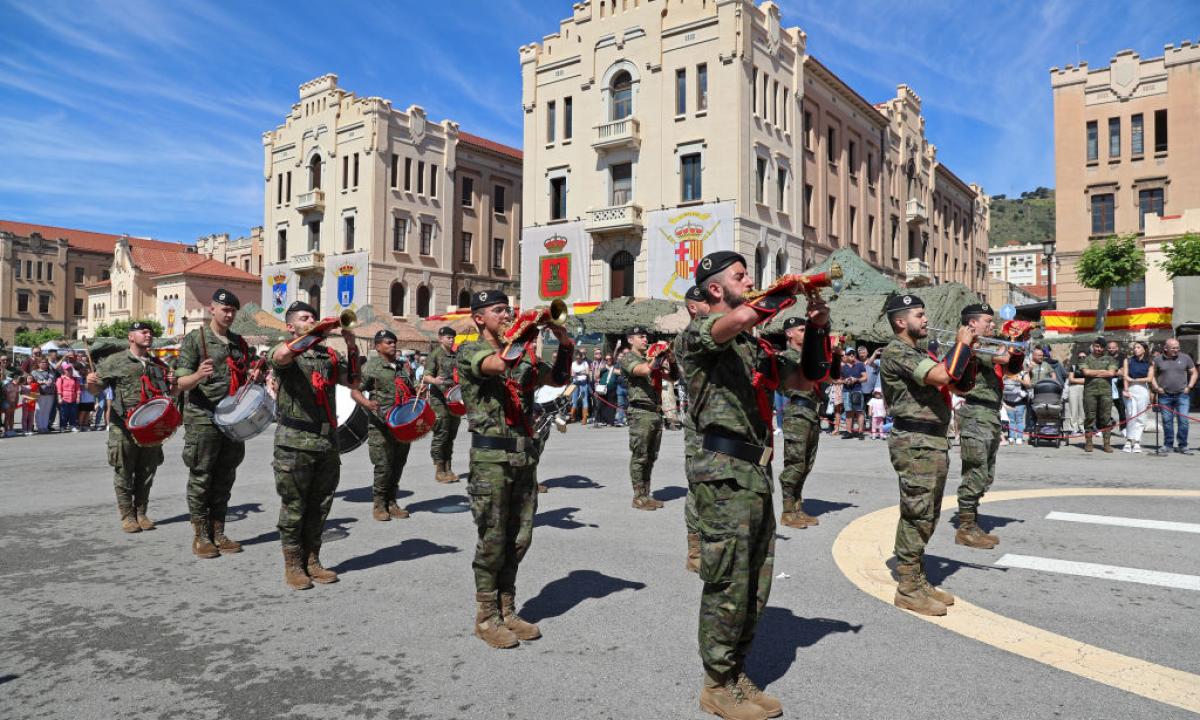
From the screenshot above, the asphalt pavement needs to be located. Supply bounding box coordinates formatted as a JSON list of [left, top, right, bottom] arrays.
[[0, 422, 1196, 719]]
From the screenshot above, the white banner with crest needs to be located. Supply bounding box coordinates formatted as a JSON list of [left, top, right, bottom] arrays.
[[321, 251, 369, 318], [519, 222, 591, 308], [159, 296, 184, 337], [645, 201, 735, 301], [261, 263, 296, 319]]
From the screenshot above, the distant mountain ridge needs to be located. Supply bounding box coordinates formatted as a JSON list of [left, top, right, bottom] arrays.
[[989, 187, 1055, 247]]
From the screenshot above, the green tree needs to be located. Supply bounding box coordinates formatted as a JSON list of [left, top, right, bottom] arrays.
[[1158, 232, 1200, 280], [15, 328, 66, 348], [1076, 234, 1147, 332], [95, 318, 165, 338]]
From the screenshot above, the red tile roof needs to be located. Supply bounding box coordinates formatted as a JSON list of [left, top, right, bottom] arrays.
[[458, 131, 522, 161], [154, 258, 259, 282], [0, 219, 190, 255]]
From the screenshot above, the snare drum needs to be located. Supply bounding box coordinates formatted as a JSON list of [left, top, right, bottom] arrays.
[[385, 398, 435, 442], [445, 385, 466, 416], [126, 397, 182, 447], [334, 385, 369, 453], [213, 384, 275, 442]]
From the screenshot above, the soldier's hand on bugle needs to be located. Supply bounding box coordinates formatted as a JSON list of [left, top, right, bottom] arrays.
[[806, 296, 830, 326], [956, 325, 977, 346]]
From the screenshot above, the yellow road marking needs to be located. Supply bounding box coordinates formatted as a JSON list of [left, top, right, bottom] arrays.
[[831, 488, 1200, 714]]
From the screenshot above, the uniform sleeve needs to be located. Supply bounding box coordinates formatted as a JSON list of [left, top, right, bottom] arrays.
[[461, 343, 495, 379], [176, 332, 199, 375], [97, 356, 121, 385], [358, 361, 375, 392], [686, 315, 731, 357], [883, 348, 937, 385]]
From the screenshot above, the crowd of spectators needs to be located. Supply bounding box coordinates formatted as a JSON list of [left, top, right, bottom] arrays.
[[1, 346, 108, 437]]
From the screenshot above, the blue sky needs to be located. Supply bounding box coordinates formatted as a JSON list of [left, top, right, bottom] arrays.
[[2, 0, 1197, 244]]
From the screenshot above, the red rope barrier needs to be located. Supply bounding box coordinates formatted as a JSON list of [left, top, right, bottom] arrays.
[[1016, 401, 1196, 441]]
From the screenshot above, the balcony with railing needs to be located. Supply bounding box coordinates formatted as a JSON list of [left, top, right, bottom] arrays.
[[592, 117, 641, 151], [289, 251, 325, 273], [296, 189, 325, 214], [905, 198, 927, 225], [905, 258, 931, 282], [586, 203, 644, 235]]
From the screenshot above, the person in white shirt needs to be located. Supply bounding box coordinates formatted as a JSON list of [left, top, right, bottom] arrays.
[[569, 351, 592, 425]]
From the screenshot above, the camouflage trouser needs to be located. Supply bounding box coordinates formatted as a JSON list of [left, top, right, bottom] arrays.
[[467, 457, 539, 594], [956, 409, 1000, 514], [1083, 391, 1112, 436], [695, 478, 775, 678], [367, 425, 411, 501], [683, 424, 698, 534], [429, 402, 461, 464], [779, 409, 821, 504], [627, 408, 663, 494], [272, 445, 341, 550], [888, 429, 950, 565], [182, 421, 246, 521], [108, 426, 163, 509]]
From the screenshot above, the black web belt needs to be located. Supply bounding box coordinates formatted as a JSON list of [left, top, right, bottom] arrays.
[[893, 418, 949, 436], [702, 433, 773, 467], [471, 434, 535, 452]]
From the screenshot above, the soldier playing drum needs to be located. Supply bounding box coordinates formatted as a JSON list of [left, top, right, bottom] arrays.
[[352, 329, 418, 522], [422, 325, 462, 483]]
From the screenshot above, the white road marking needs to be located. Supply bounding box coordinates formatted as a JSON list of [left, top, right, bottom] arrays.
[[1046, 511, 1200, 535], [995, 554, 1200, 591]]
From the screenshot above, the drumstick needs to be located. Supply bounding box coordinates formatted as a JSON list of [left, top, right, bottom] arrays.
[[198, 319, 210, 362]]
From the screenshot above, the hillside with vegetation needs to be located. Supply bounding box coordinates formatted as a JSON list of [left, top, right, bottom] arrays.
[[989, 187, 1055, 247]]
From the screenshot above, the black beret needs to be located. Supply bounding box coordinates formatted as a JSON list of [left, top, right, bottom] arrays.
[[286, 300, 318, 317], [960, 303, 992, 322], [884, 293, 924, 315], [470, 289, 508, 311], [129, 321, 154, 334], [374, 330, 397, 343], [438, 326, 456, 337], [212, 288, 240, 309], [1093, 336, 1107, 345], [684, 286, 707, 303], [783, 316, 806, 330], [627, 326, 648, 337], [695, 251, 746, 286]]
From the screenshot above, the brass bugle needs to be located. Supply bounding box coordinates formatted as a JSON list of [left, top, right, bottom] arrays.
[[927, 327, 1031, 357], [537, 299, 569, 327], [339, 308, 358, 331], [287, 308, 358, 353]]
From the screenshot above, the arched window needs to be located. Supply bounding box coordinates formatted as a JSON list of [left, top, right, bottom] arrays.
[[754, 245, 769, 287], [610, 250, 635, 298], [390, 282, 406, 317], [308, 284, 321, 313], [775, 248, 788, 279], [457, 288, 471, 309], [309, 155, 322, 190], [611, 71, 632, 121], [416, 285, 431, 318]]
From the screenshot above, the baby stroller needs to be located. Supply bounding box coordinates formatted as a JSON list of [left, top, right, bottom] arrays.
[[1029, 378, 1065, 448]]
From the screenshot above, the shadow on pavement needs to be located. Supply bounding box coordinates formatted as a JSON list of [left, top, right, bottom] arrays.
[[960, 514, 1024, 534], [406, 494, 469, 514], [746, 607, 863, 689], [921, 554, 1009, 586], [331, 538, 459, 574], [534, 507, 597, 530], [239, 517, 359, 547], [0, 674, 17, 685], [154, 502, 265, 527], [521, 569, 646, 622], [541, 475, 603, 490], [799, 499, 856, 517], [652, 485, 687, 503], [335, 486, 413, 504]]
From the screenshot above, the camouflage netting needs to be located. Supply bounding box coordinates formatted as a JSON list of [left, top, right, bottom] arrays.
[[809, 247, 903, 295], [578, 298, 685, 336], [231, 303, 289, 343]]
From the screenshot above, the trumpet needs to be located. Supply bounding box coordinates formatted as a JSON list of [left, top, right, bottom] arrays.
[[287, 309, 358, 353], [927, 327, 1031, 357], [745, 263, 844, 302], [500, 299, 568, 361]]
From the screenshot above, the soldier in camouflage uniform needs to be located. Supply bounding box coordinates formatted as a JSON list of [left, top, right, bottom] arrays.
[[458, 289, 575, 649], [422, 326, 462, 483], [86, 321, 175, 534], [776, 315, 837, 530], [1077, 336, 1119, 453], [681, 251, 832, 720], [879, 293, 977, 617], [953, 303, 1021, 549], [176, 289, 259, 559], [676, 286, 709, 573], [619, 326, 678, 511], [268, 301, 361, 591], [351, 329, 417, 522]]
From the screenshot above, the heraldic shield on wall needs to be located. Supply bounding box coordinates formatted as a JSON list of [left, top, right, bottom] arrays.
[[261, 263, 296, 316], [519, 222, 591, 308], [645, 200, 734, 300]]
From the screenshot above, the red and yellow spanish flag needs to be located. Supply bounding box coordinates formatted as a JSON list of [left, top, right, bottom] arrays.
[[1043, 307, 1172, 334]]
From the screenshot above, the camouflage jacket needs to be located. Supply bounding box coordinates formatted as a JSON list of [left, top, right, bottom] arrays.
[[777, 346, 821, 421], [269, 342, 350, 453], [96, 350, 172, 421], [671, 333, 694, 433], [176, 326, 252, 424], [1078, 354, 1118, 395], [424, 345, 457, 407], [958, 352, 1002, 425], [679, 314, 771, 493], [880, 337, 952, 427], [457, 339, 549, 461], [358, 355, 416, 407], [619, 349, 661, 411]]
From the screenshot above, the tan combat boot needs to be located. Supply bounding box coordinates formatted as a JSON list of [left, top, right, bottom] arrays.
[[955, 512, 998, 550], [500, 591, 541, 641], [305, 546, 338, 584], [191, 519, 220, 559], [386, 500, 410, 519], [632, 494, 659, 511], [686, 532, 700, 573], [736, 671, 783, 718], [918, 570, 956, 606], [893, 562, 947, 616], [1102, 433, 1114, 453], [699, 674, 768, 720], [372, 497, 391, 521], [973, 513, 1000, 545], [443, 462, 459, 483], [779, 497, 798, 527], [537, 483, 549, 494], [282, 546, 312, 590], [474, 592, 519, 649], [210, 515, 242, 554], [135, 505, 155, 531], [118, 503, 140, 534], [1084, 433, 1094, 452]]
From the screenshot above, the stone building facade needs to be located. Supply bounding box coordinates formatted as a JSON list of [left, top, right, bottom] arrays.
[[196, 227, 264, 278], [517, 0, 988, 308], [260, 74, 522, 324], [1051, 42, 1200, 311]]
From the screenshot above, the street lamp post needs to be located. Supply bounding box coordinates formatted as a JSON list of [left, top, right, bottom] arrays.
[[1041, 239, 1056, 309]]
